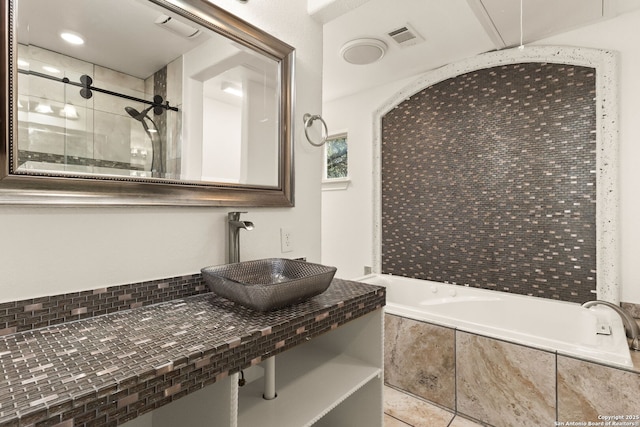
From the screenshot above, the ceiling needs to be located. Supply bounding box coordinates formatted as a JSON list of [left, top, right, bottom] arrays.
[[320, 0, 640, 101], [16, 0, 277, 105], [16, 0, 640, 104], [17, 0, 212, 79]]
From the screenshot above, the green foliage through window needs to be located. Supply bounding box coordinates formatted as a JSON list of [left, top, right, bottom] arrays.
[[326, 134, 348, 179]]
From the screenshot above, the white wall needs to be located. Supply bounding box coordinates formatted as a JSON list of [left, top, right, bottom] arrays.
[[321, 77, 413, 279], [202, 97, 241, 182], [321, 9, 640, 303], [0, 0, 323, 303]]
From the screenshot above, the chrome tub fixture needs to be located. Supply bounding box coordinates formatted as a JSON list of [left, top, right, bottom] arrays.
[[583, 300, 640, 351]]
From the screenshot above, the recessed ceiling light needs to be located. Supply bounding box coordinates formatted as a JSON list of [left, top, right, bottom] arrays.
[[340, 38, 387, 65], [60, 32, 85, 45]]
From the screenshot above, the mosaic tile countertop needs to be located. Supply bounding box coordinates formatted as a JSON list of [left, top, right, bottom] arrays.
[[0, 279, 385, 427]]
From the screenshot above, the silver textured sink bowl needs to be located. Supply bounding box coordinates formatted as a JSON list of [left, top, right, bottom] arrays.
[[201, 258, 337, 311]]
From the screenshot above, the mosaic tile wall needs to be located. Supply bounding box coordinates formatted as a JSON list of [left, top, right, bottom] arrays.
[[0, 274, 209, 336], [381, 62, 597, 303], [17, 150, 144, 171]]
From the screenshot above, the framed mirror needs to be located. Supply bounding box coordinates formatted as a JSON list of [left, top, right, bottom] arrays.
[[0, 0, 295, 206]]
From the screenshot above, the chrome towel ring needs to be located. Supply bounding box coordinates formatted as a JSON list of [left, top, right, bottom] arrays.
[[303, 113, 328, 147]]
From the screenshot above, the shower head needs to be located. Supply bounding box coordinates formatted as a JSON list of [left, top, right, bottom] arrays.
[[125, 106, 153, 135], [125, 106, 149, 122], [125, 96, 166, 121]]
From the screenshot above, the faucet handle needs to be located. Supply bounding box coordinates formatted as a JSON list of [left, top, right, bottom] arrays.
[[228, 211, 248, 220]]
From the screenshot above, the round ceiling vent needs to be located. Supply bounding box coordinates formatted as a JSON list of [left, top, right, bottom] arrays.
[[340, 38, 387, 65]]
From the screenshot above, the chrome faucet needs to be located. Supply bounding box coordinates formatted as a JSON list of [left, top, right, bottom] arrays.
[[227, 212, 254, 263], [583, 300, 640, 351]]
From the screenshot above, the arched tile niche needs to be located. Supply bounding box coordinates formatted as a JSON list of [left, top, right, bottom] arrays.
[[373, 46, 619, 303]]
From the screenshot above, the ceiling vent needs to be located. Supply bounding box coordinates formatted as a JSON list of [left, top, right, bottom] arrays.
[[155, 15, 201, 39], [387, 23, 424, 47], [340, 38, 387, 65]]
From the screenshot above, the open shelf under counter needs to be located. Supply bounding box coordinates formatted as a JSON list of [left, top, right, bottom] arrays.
[[238, 345, 381, 427], [238, 309, 383, 427]]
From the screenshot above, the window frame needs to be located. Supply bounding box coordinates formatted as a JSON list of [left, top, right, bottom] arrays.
[[322, 131, 350, 191]]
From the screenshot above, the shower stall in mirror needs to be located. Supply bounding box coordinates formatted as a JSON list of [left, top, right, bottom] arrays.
[[14, 0, 280, 186], [17, 44, 179, 179]]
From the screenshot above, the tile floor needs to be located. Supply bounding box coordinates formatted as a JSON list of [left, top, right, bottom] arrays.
[[384, 386, 486, 427]]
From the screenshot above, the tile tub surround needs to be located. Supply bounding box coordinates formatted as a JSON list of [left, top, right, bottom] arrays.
[[372, 47, 620, 304], [0, 274, 210, 336], [0, 279, 385, 426], [456, 332, 556, 427], [557, 355, 640, 423], [380, 61, 597, 304], [384, 313, 640, 427], [384, 315, 455, 409]]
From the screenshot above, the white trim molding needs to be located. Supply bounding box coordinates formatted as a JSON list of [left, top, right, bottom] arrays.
[[322, 178, 351, 191]]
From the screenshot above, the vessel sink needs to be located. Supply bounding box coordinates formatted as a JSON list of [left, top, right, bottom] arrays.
[[201, 258, 337, 311]]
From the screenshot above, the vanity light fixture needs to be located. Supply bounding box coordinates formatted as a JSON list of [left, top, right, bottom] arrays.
[[60, 104, 78, 119], [34, 103, 53, 114], [340, 38, 387, 65], [222, 82, 243, 97], [17, 59, 29, 68], [60, 31, 85, 45]]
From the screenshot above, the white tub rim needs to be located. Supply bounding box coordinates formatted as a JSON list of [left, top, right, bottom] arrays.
[[357, 273, 633, 369]]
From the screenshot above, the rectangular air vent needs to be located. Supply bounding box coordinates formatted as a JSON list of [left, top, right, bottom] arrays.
[[387, 23, 424, 47]]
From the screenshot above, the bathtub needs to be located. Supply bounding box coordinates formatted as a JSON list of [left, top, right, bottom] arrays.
[[357, 274, 632, 368]]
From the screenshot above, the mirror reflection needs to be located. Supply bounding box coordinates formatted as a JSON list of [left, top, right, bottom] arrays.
[[15, 0, 280, 187]]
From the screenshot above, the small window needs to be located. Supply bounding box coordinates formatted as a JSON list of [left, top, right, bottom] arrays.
[[324, 133, 348, 179], [322, 132, 349, 191]]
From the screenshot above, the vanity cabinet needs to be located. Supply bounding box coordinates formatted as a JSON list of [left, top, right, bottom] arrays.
[[0, 278, 384, 426], [125, 310, 383, 427]]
